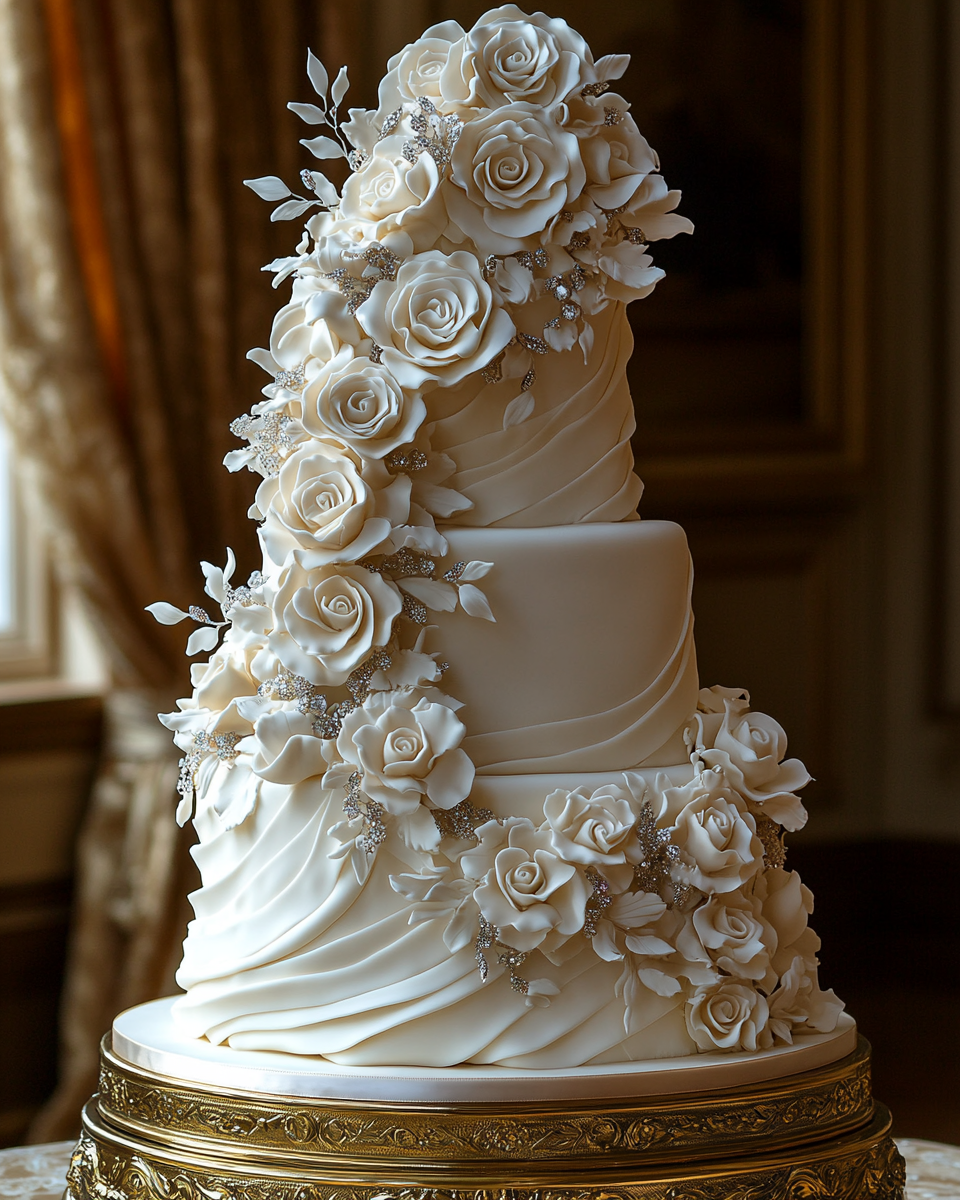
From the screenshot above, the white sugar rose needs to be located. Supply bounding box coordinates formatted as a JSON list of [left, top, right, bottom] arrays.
[[582, 114, 657, 211], [338, 136, 447, 252], [446, 103, 586, 252], [376, 21, 464, 114], [768, 955, 844, 1043], [542, 784, 637, 866], [256, 440, 410, 569], [687, 892, 775, 986], [620, 172, 695, 242], [440, 6, 588, 112], [332, 690, 474, 816], [265, 284, 367, 379], [461, 817, 589, 954], [699, 696, 811, 832], [268, 561, 402, 686], [189, 645, 259, 712], [301, 353, 426, 458], [667, 769, 763, 894], [356, 250, 515, 390], [686, 979, 771, 1052]]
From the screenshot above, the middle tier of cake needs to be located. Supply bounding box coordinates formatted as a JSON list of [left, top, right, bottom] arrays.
[[432, 520, 698, 773]]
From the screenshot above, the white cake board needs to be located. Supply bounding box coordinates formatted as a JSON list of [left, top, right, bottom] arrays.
[[113, 998, 858, 1104]]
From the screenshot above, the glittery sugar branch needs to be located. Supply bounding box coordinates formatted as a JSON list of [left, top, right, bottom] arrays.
[[258, 670, 329, 717], [633, 801, 691, 908], [755, 813, 788, 869], [229, 411, 298, 477], [274, 363, 306, 393], [325, 242, 401, 313], [176, 730, 243, 805], [581, 80, 611, 97], [343, 771, 386, 857], [583, 869, 612, 939], [384, 447, 428, 473], [475, 917, 531, 994], [402, 97, 462, 171], [433, 799, 496, 842]]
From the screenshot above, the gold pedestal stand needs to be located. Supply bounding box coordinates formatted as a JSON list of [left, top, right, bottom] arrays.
[[66, 1034, 905, 1199]]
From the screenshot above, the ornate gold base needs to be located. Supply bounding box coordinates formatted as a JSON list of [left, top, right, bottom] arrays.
[[65, 1035, 906, 1200]]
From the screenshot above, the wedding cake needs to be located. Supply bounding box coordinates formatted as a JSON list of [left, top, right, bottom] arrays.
[[148, 5, 844, 1072]]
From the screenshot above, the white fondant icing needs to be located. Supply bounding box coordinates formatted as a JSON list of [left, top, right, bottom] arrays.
[[116, 998, 858, 1102], [434, 522, 698, 771]]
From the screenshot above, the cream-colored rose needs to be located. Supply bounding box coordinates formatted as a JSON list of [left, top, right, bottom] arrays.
[[620, 172, 695, 242], [446, 103, 585, 252], [688, 892, 775, 985], [752, 867, 817, 978], [582, 114, 657, 211], [267, 561, 402, 686], [245, 708, 328, 786], [356, 250, 515, 389], [266, 282, 367, 379], [301, 353, 426, 458], [686, 979, 771, 1052], [461, 817, 589, 953], [440, 6, 588, 112], [542, 784, 637, 866], [256, 440, 410, 569], [700, 698, 811, 832], [333, 690, 474, 816], [767, 955, 844, 1043], [376, 21, 464, 114], [667, 770, 763, 894], [189, 645, 259, 712], [338, 136, 447, 252]]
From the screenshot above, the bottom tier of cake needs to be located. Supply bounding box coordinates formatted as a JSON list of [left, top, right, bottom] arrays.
[[65, 999, 905, 1200]]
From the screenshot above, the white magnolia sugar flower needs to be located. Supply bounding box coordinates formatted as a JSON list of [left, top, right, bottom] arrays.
[[330, 690, 474, 815], [619, 172, 695, 242], [375, 20, 465, 116], [301, 352, 426, 458], [188, 644, 260, 713], [461, 817, 589, 954], [356, 250, 515, 389], [686, 979, 771, 1053], [338, 136, 447, 251], [767, 954, 844, 1043], [267, 560, 402, 686], [666, 769, 763, 894], [542, 784, 638, 866], [256, 440, 410, 569], [446, 103, 585, 252], [440, 6, 589, 112], [751, 867, 817, 977], [244, 708, 328, 786]]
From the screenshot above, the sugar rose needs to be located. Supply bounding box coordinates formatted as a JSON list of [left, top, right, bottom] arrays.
[[686, 979, 771, 1053], [333, 690, 474, 816], [256, 440, 410, 569], [356, 250, 514, 389], [267, 561, 402, 686], [301, 353, 426, 458], [689, 892, 774, 986], [542, 784, 637, 866], [461, 817, 589, 953], [338, 136, 447, 251], [582, 113, 657, 211], [668, 770, 763, 894], [440, 6, 588, 112], [376, 20, 464, 114], [447, 103, 585, 252]]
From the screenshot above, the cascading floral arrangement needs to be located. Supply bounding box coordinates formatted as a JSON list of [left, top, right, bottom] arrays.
[[149, 6, 842, 1055]]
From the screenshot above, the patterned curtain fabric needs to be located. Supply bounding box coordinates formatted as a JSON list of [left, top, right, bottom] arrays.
[[0, 0, 371, 1141]]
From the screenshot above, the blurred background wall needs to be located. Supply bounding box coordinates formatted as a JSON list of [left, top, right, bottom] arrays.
[[0, 0, 957, 1149]]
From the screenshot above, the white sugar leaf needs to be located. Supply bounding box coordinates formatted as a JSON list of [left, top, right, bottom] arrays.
[[200, 560, 226, 603], [175, 792, 194, 827], [399, 576, 458, 612], [458, 560, 493, 582], [625, 934, 675, 957], [459, 583, 495, 623], [416, 482, 473, 518], [223, 448, 253, 472], [637, 968, 683, 998], [306, 48, 328, 98], [223, 547, 236, 584], [595, 53, 630, 81], [145, 601, 190, 625], [245, 347, 275, 373], [609, 890, 666, 928], [503, 391, 535, 429], [443, 905, 476, 954], [331, 65, 349, 108], [186, 625, 220, 656], [243, 175, 292, 201], [305, 172, 340, 206], [270, 198, 316, 222], [287, 101, 327, 125], [301, 135, 347, 160]]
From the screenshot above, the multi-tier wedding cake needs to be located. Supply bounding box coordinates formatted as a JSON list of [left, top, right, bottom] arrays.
[[146, 4, 844, 1072]]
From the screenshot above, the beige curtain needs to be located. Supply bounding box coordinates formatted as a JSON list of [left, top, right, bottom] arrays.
[[0, 0, 373, 1141]]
